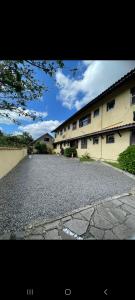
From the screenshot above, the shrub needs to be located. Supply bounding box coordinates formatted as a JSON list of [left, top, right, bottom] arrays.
[[35, 142, 48, 154], [47, 147, 52, 154], [80, 153, 94, 161], [64, 147, 77, 157], [118, 145, 135, 174]]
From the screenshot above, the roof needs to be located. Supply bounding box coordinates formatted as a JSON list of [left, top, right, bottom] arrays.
[[30, 133, 54, 145], [52, 68, 135, 132], [53, 123, 135, 143]]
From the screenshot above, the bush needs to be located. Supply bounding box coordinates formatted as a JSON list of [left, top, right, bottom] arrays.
[[64, 147, 77, 157], [80, 153, 94, 161], [35, 142, 48, 154], [118, 145, 135, 174]]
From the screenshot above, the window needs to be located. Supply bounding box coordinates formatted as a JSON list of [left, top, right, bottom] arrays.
[[54, 144, 57, 149], [60, 130, 62, 135], [94, 108, 99, 117], [133, 112, 135, 121], [64, 127, 66, 132], [81, 138, 87, 149], [44, 137, 49, 141], [131, 130, 135, 145], [131, 87, 135, 104], [55, 133, 57, 138], [107, 99, 115, 111], [79, 115, 91, 127], [70, 140, 78, 148], [93, 136, 99, 144], [64, 142, 66, 146], [68, 125, 70, 130], [72, 121, 77, 130], [106, 134, 115, 143]]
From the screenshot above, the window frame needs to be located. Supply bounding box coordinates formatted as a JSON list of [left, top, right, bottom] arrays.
[[93, 108, 99, 117], [107, 99, 115, 111], [79, 114, 91, 128], [72, 121, 77, 130], [93, 136, 99, 144], [131, 87, 135, 105], [81, 138, 87, 149], [44, 137, 49, 142], [106, 134, 115, 144]]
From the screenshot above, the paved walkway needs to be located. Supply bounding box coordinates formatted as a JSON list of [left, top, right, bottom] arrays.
[[1, 192, 135, 239], [0, 155, 135, 234]]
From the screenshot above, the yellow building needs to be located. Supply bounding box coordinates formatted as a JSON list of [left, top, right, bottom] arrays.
[[52, 68, 135, 161]]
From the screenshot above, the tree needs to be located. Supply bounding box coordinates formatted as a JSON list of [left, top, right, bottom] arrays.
[[35, 142, 47, 154], [0, 129, 3, 136], [0, 60, 64, 124], [18, 132, 33, 145]]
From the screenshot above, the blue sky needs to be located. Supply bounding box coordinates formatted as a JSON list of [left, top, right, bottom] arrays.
[[0, 60, 135, 139]]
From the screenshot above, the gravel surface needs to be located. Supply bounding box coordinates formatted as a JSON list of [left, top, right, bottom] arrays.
[[0, 155, 135, 233]]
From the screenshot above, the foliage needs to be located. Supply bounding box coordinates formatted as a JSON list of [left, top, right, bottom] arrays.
[[0, 131, 33, 147], [64, 147, 77, 157], [35, 142, 48, 154], [80, 153, 94, 161], [47, 147, 53, 154], [118, 145, 135, 174], [0, 60, 64, 124]]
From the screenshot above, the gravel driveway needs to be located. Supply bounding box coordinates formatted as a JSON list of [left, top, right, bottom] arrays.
[[0, 155, 135, 233]]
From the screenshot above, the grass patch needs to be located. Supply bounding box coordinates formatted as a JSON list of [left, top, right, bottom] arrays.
[[80, 153, 94, 162], [80, 157, 94, 162], [104, 161, 122, 169]]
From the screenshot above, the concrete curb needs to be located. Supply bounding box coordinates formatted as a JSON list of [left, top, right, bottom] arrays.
[[100, 161, 135, 181]]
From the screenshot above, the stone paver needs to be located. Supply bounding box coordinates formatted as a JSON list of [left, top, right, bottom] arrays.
[[112, 224, 135, 240], [79, 208, 94, 221], [64, 219, 89, 235], [31, 226, 46, 235], [43, 220, 61, 231], [122, 204, 135, 216], [0, 155, 135, 233], [89, 227, 104, 239], [25, 234, 44, 240], [72, 212, 86, 220], [103, 230, 118, 240], [125, 215, 135, 229], [97, 206, 119, 225], [45, 229, 61, 240], [108, 207, 127, 223], [120, 196, 135, 208], [93, 212, 113, 229]]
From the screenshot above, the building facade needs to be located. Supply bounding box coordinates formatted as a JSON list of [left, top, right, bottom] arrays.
[[31, 133, 54, 153], [52, 69, 135, 161]]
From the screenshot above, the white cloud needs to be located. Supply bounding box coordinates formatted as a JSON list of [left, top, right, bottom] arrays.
[[0, 126, 3, 131], [0, 108, 48, 124], [18, 120, 62, 139], [12, 131, 23, 136], [56, 60, 135, 111]]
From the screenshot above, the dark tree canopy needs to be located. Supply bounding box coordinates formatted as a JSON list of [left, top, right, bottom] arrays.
[[0, 60, 64, 124], [0, 131, 33, 147]]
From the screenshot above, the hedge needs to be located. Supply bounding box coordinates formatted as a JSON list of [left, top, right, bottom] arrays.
[[64, 147, 77, 157], [118, 145, 135, 174]]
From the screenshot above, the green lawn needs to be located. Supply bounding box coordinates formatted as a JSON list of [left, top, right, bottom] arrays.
[[104, 161, 122, 170]]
